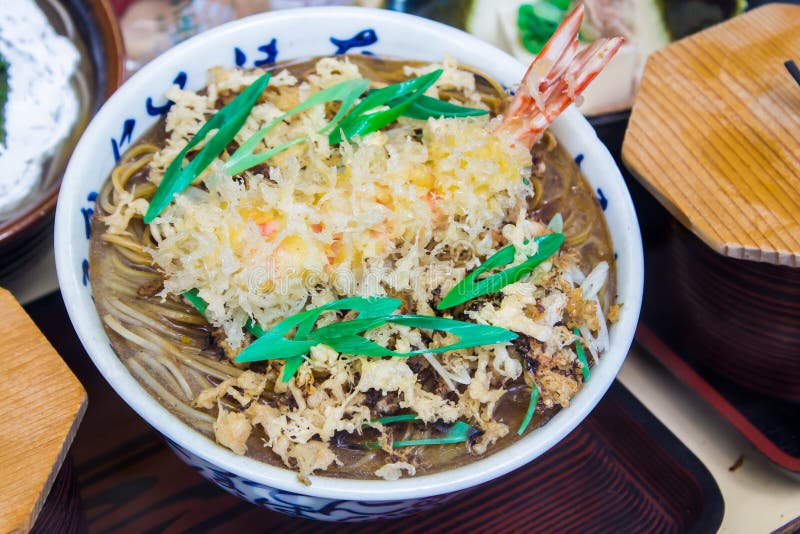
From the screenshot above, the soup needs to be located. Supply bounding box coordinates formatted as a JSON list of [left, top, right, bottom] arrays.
[[90, 54, 618, 482]]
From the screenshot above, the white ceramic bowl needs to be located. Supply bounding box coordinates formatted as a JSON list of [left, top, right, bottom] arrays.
[[55, 6, 644, 522]]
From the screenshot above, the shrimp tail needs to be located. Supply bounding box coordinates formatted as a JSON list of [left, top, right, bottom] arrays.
[[497, 4, 624, 148]]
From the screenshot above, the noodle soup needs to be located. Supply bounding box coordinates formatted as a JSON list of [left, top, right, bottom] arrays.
[[90, 55, 618, 481]]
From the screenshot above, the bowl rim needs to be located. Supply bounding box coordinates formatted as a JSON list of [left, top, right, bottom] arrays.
[[55, 5, 644, 501], [0, 0, 124, 246]]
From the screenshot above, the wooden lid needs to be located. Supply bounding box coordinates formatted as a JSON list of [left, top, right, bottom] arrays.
[[622, 4, 800, 267], [0, 288, 87, 532]]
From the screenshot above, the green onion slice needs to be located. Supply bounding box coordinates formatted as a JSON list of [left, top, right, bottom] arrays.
[[368, 413, 421, 426], [573, 327, 590, 381], [144, 72, 271, 223], [186, 288, 301, 378], [437, 232, 565, 310], [393, 421, 476, 448], [184, 292, 401, 381], [183, 288, 208, 315], [517, 0, 576, 55], [224, 78, 370, 175], [277, 297, 402, 382], [309, 314, 517, 357], [238, 310, 515, 363], [235, 297, 402, 365], [517, 382, 539, 435], [328, 69, 442, 145], [183, 289, 264, 339], [365, 420, 478, 449], [400, 94, 488, 120], [281, 356, 305, 383], [547, 212, 563, 233]]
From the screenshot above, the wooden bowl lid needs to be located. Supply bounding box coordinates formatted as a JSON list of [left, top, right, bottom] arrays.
[[622, 4, 800, 267], [0, 289, 87, 532]]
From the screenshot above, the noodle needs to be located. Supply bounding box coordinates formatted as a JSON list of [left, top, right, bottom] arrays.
[[89, 55, 618, 480], [103, 314, 162, 355], [128, 358, 215, 426], [151, 353, 195, 400]]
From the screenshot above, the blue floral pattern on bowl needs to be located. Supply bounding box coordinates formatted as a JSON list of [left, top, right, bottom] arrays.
[[167, 439, 459, 521]]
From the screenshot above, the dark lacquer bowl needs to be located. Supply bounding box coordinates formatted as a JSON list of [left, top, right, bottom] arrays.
[[671, 222, 800, 402]]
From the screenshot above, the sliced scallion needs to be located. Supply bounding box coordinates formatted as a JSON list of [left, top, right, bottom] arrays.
[[437, 233, 564, 310], [364, 420, 478, 449], [517, 382, 539, 435], [328, 70, 441, 145], [393, 421, 476, 448], [144, 72, 271, 223], [235, 297, 402, 366], [183, 289, 265, 339], [401, 95, 488, 120], [183, 288, 208, 315], [573, 327, 590, 381], [309, 314, 517, 357], [371, 413, 421, 426], [547, 212, 564, 233], [224, 78, 369, 175]]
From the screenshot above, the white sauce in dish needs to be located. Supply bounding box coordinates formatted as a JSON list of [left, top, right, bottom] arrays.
[[0, 0, 80, 216]]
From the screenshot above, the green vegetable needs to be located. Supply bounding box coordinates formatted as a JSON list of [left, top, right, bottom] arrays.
[[277, 297, 402, 382], [183, 289, 264, 338], [517, 382, 539, 435], [532, 1, 565, 28], [547, 212, 563, 233], [0, 52, 7, 148], [235, 297, 402, 366], [224, 74, 488, 175], [548, 0, 570, 9], [328, 69, 442, 145], [293, 297, 402, 340], [371, 413, 421, 425], [437, 233, 565, 310], [183, 289, 402, 382], [281, 356, 305, 383], [400, 94, 488, 120], [309, 314, 517, 357], [224, 78, 370, 176], [185, 290, 514, 378], [518, 3, 562, 54], [573, 327, 590, 381], [365, 420, 478, 449], [183, 288, 208, 315], [393, 421, 476, 448], [517, 0, 577, 55], [144, 72, 272, 223], [235, 303, 515, 363], [183, 289, 309, 382]]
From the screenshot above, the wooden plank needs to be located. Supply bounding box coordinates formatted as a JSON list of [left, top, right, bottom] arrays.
[[622, 4, 800, 266], [0, 288, 87, 533]]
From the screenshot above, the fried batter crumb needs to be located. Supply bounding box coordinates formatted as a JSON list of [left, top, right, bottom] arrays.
[[607, 303, 622, 323]]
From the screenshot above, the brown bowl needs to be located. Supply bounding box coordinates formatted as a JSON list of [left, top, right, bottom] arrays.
[[670, 222, 800, 402], [0, 0, 123, 277]]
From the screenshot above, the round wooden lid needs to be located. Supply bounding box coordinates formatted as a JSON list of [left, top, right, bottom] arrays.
[[622, 4, 800, 267]]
